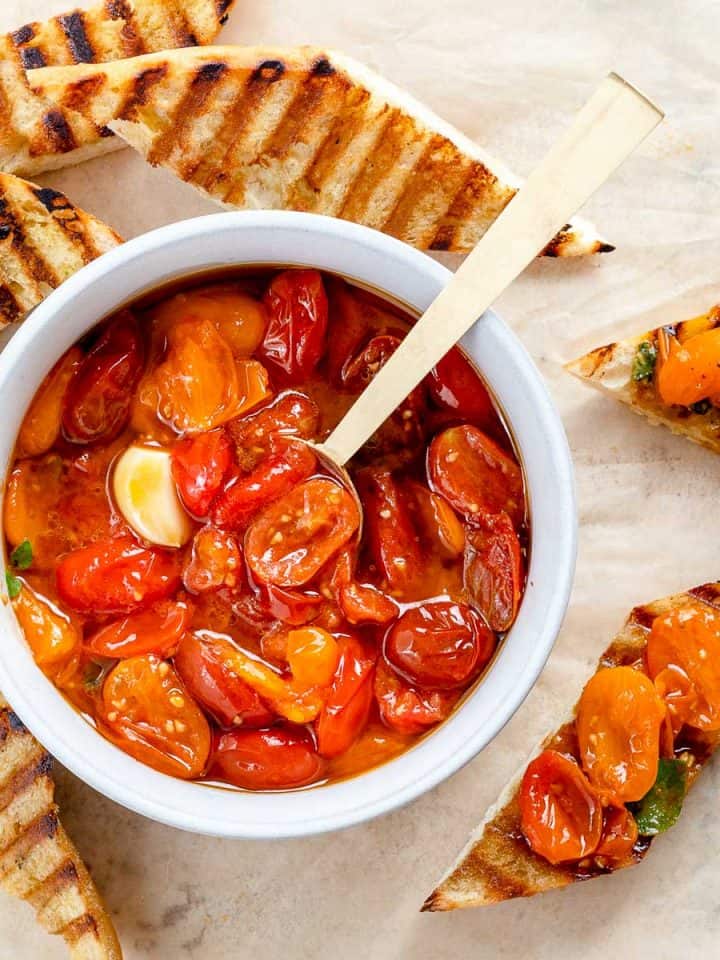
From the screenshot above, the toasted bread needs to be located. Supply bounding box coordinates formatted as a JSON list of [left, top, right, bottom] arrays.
[[0, 0, 235, 176], [30, 45, 609, 256], [566, 306, 720, 454], [424, 582, 720, 911], [0, 172, 122, 329], [0, 694, 122, 958]]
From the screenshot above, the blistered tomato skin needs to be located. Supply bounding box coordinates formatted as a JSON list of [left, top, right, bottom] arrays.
[[85, 601, 192, 659], [520, 750, 603, 865], [316, 637, 376, 758], [151, 285, 267, 358], [595, 805, 639, 862], [210, 727, 325, 789], [171, 429, 233, 518], [182, 527, 242, 594], [463, 512, 524, 632], [427, 347, 496, 428], [227, 391, 320, 469], [12, 584, 80, 666], [260, 270, 328, 382], [576, 666, 666, 803], [657, 328, 720, 407], [374, 659, 460, 736]]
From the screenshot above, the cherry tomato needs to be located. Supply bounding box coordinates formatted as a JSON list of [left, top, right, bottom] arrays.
[[260, 270, 328, 382], [4, 455, 65, 550], [12, 582, 80, 666], [85, 600, 192, 659], [245, 478, 360, 587], [385, 601, 494, 691], [171, 429, 233, 517], [211, 439, 317, 530], [316, 637, 376, 758], [428, 425, 524, 527], [463, 512, 524, 632], [152, 285, 267, 357], [374, 659, 460, 735], [56, 535, 182, 615], [519, 750, 603, 865], [101, 655, 211, 779], [356, 468, 423, 595], [182, 527, 242, 594], [211, 727, 325, 790], [595, 805, 638, 862], [18, 347, 83, 457], [174, 632, 275, 728], [227, 391, 320, 470], [576, 666, 666, 803], [407, 481, 465, 559], [342, 335, 402, 392], [426, 347, 496, 427], [262, 584, 325, 626], [328, 548, 397, 626], [63, 312, 143, 444], [647, 604, 720, 731], [657, 328, 720, 406], [286, 626, 340, 689], [325, 277, 373, 385]]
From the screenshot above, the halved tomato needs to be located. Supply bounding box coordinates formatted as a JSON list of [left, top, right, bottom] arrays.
[[316, 636, 376, 758], [463, 512, 523, 632], [171, 429, 233, 518], [227, 390, 320, 470], [210, 727, 325, 790], [85, 600, 192, 659], [374, 659, 460, 736]]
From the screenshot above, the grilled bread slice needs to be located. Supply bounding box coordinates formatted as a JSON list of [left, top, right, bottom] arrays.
[[0, 172, 122, 329], [0, 694, 122, 958], [0, 0, 235, 176], [30, 45, 609, 255], [424, 582, 720, 911], [566, 306, 720, 455]]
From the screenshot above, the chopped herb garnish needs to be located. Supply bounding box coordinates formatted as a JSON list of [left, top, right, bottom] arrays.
[[632, 757, 687, 836], [631, 341, 657, 383], [691, 399, 712, 415], [5, 571, 22, 599], [10, 539, 33, 570]]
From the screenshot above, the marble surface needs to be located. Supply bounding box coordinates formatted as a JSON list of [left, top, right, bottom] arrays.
[[3, 0, 720, 956]]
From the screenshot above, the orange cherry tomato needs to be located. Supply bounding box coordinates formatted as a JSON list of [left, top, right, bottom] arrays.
[[654, 666, 699, 736], [18, 347, 83, 457], [426, 347, 496, 429], [211, 439, 317, 530], [101, 655, 211, 779], [182, 527, 242, 594], [328, 548, 398, 626], [407, 481, 465, 559], [211, 727, 325, 790], [227, 390, 320, 470], [260, 270, 328, 382], [463, 511, 524, 632], [12, 582, 80, 666], [384, 601, 494, 691], [245, 478, 360, 588], [316, 636, 376, 758], [171, 429, 233, 517], [356, 468, 423, 596], [519, 750, 603, 865], [56, 535, 182, 615], [656, 328, 720, 406], [595, 805, 638, 862], [428, 425, 524, 527], [374, 659, 460, 735], [152, 285, 267, 358], [4, 455, 65, 549], [286, 626, 340, 689], [85, 600, 192, 659], [576, 666, 666, 803], [647, 603, 720, 731], [174, 632, 275, 728], [62, 312, 143, 444]]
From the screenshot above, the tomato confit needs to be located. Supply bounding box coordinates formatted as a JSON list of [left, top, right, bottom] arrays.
[[3, 268, 528, 791]]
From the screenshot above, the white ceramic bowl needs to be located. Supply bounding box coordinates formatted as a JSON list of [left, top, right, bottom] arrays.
[[0, 211, 575, 838]]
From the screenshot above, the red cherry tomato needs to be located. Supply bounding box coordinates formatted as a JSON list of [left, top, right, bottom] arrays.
[[428, 425, 524, 527], [374, 659, 460, 735], [262, 584, 325, 626], [316, 637, 376, 758], [342, 335, 402, 392], [325, 277, 373, 385], [85, 600, 192, 658], [329, 548, 398, 625], [171, 429, 233, 518], [182, 527, 242, 594], [228, 390, 320, 469], [385, 601, 494, 690], [174, 632, 275, 728], [101, 655, 211, 779], [245, 478, 361, 587], [62, 311, 144, 444], [211, 439, 317, 530], [426, 347, 496, 427], [407, 481, 465, 559], [519, 750, 603, 865], [210, 727, 325, 789], [260, 270, 328, 382], [356, 468, 423, 595], [463, 512, 524, 632], [56, 535, 182, 615], [595, 805, 638, 862]]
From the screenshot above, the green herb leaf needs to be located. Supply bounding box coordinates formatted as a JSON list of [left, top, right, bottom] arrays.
[[5, 571, 22, 599], [10, 539, 33, 570], [633, 758, 687, 836], [631, 341, 658, 383]]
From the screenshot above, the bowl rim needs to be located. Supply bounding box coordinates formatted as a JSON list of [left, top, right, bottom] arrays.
[[0, 210, 576, 838]]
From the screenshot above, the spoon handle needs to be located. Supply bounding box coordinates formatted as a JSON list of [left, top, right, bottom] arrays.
[[322, 73, 663, 467]]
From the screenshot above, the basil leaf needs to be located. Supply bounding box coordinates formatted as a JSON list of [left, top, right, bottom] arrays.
[[633, 758, 687, 836], [5, 571, 22, 599], [631, 341, 657, 383], [10, 539, 32, 570]]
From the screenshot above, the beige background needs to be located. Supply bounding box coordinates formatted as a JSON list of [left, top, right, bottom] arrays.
[[2, 0, 720, 956]]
